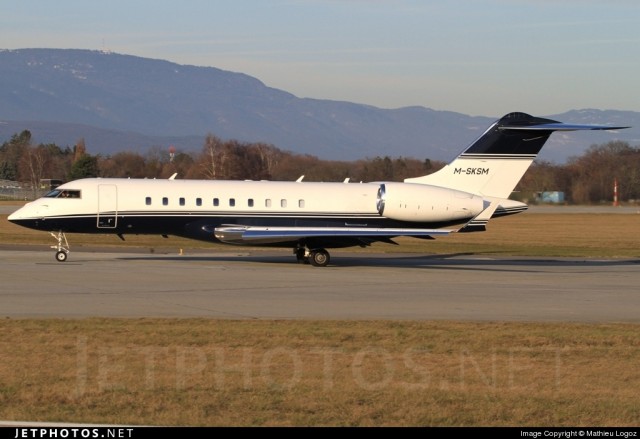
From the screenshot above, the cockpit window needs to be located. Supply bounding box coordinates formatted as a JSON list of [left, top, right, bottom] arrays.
[[44, 189, 81, 199], [44, 190, 62, 198]]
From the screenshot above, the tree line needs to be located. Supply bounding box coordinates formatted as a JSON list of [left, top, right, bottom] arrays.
[[2, 130, 639, 204]]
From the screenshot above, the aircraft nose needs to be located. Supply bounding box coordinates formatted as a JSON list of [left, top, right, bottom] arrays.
[[8, 208, 27, 224], [7, 203, 40, 224], [7, 209, 22, 222]]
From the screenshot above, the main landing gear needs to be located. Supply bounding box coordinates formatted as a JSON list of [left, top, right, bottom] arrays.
[[50, 231, 70, 262], [294, 246, 331, 267]]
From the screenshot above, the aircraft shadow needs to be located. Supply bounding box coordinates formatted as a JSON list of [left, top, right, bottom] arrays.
[[117, 251, 640, 272]]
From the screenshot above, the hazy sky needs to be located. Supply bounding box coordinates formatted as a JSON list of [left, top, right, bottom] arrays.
[[2, 0, 639, 117]]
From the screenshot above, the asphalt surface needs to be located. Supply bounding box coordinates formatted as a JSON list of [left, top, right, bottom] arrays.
[[2, 247, 639, 322]]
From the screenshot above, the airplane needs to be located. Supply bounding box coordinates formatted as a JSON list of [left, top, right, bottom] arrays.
[[8, 112, 629, 266]]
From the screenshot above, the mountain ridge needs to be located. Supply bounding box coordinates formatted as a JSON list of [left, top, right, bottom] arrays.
[[1, 48, 638, 163]]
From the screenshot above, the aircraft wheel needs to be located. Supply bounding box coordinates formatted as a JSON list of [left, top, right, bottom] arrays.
[[309, 249, 330, 267], [55, 251, 68, 262]]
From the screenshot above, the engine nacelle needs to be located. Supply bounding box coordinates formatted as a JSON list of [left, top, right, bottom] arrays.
[[376, 182, 485, 222]]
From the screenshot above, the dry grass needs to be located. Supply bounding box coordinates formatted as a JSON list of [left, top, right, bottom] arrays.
[[2, 203, 640, 426], [1, 319, 639, 426], [390, 213, 640, 258]]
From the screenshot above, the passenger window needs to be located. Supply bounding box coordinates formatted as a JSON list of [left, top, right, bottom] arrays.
[[299, 199, 305, 208], [265, 199, 271, 208], [229, 198, 235, 207], [162, 197, 168, 206], [145, 197, 152, 206], [213, 198, 219, 207], [196, 198, 202, 206], [179, 197, 185, 206], [248, 198, 254, 207], [281, 199, 287, 208]]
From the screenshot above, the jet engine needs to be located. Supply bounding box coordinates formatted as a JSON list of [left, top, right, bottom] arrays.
[[376, 182, 485, 222]]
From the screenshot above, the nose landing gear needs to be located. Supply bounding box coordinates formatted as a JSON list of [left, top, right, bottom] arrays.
[[50, 231, 69, 262]]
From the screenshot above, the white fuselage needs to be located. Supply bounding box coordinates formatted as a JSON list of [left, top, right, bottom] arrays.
[[9, 178, 486, 241]]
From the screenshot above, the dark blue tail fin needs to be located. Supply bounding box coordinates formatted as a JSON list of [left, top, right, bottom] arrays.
[[405, 112, 629, 198]]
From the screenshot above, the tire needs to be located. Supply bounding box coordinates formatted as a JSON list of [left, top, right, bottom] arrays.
[[309, 249, 330, 267], [55, 251, 68, 262]]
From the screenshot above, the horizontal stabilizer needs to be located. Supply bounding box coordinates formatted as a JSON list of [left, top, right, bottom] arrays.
[[500, 122, 630, 131]]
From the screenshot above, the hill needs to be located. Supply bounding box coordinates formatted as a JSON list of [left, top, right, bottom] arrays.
[[1, 48, 638, 162]]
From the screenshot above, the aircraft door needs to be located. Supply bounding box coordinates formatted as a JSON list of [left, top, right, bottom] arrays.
[[97, 184, 118, 228]]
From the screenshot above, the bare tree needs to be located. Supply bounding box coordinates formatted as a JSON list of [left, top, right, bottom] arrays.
[[252, 142, 282, 179], [99, 152, 147, 178], [20, 145, 50, 198], [200, 134, 224, 179]]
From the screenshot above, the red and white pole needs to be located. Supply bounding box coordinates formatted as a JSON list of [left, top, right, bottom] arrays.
[[613, 178, 619, 207]]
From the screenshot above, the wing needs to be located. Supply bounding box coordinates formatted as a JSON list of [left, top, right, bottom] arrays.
[[212, 225, 454, 246]]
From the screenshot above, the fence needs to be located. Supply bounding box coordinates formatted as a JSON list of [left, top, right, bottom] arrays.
[[0, 180, 48, 200]]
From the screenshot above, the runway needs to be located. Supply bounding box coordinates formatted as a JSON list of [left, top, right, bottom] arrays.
[[2, 248, 639, 322]]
